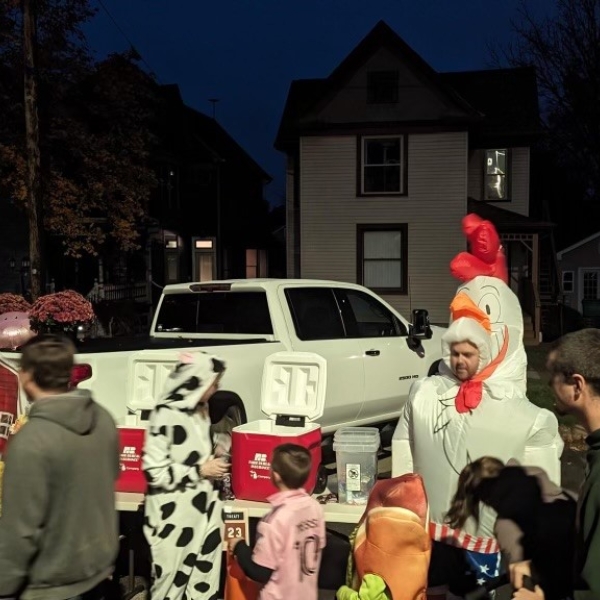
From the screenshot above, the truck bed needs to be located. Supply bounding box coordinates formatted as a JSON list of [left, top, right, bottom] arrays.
[[69, 336, 273, 354]]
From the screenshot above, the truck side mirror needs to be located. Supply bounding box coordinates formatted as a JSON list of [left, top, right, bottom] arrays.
[[411, 309, 433, 340], [407, 309, 433, 352]]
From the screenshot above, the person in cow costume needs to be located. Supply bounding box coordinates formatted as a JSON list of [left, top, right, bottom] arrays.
[[393, 214, 563, 599]]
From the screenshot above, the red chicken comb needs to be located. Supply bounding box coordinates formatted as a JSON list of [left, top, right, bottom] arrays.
[[450, 213, 508, 283]]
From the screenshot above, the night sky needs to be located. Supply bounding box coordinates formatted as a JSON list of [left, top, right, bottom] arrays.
[[84, 0, 554, 205]]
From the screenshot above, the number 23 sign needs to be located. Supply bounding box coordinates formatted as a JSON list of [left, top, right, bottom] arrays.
[[222, 509, 249, 549]]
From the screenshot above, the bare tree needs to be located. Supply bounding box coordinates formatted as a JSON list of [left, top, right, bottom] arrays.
[[494, 0, 600, 201]]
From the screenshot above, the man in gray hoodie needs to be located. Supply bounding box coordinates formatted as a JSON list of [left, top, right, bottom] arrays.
[[0, 335, 120, 600]]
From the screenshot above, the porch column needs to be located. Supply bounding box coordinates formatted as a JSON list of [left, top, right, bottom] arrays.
[[532, 233, 540, 339]]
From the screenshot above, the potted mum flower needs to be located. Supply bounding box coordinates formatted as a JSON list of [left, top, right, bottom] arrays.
[[0, 293, 31, 315], [29, 290, 95, 337]]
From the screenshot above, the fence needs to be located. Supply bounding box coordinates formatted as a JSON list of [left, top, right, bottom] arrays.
[[86, 280, 150, 303]]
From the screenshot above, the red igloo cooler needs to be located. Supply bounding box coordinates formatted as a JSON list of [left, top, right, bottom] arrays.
[[231, 351, 327, 502], [116, 424, 148, 493]]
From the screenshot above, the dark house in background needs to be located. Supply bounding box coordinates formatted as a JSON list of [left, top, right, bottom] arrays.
[[144, 84, 273, 305], [0, 83, 274, 320]]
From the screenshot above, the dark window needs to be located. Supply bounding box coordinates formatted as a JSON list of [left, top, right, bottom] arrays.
[[361, 136, 405, 194], [484, 149, 510, 201], [583, 271, 599, 300], [285, 288, 345, 341], [336, 289, 407, 337], [367, 70, 399, 104], [562, 271, 574, 294], [155, 292, 273, 335], [357, 225, 408, 294]]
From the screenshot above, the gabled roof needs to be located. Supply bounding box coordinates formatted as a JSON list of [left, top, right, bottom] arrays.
[[275, 20, 482, 150], [184, 107, 272, 182], [159, 84, 271, 183], [275, 22, 542, 151], [467, 198, 554, 231], [311, 21, 479, 118], [439, 67, 542, 137], [557, 231, 600, 259]]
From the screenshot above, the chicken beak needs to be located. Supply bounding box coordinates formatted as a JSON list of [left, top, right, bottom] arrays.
[[449, 292, 492, 332]]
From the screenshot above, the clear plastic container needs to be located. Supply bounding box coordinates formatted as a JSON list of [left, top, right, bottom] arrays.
[[333, 427, 380, 505]]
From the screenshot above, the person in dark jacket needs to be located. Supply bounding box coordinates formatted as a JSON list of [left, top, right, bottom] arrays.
[[0, 335, 120, 600], [446, 456, 576, 600], [513, 328, 600, 600]]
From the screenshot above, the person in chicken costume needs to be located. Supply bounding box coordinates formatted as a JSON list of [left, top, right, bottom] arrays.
[[392, 214, 563, 599]]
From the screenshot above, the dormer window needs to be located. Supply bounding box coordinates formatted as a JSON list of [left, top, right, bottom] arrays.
[[484, 149, 510, 201], [367, 70, 399, 104]]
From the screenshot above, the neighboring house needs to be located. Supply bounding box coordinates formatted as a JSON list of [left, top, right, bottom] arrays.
[[1, 84, 274, 329], [82, 83, 274, 311], [557, 232, 600, 318], [275, 20, 559, 340], [142, 84, 273, 305], [0, 202, 32, 295]]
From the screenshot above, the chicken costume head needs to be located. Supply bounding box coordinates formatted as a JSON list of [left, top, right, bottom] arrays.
[[447, 213, 527, 395]]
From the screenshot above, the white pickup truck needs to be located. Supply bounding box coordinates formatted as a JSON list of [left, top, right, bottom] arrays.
[[0, 279, 445, 442]]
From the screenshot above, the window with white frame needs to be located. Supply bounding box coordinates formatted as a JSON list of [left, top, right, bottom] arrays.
[[562, 271, 574, 294], [484, 149, 510, 201], [357, 225, 407, 293], [361, 136, 405, 195]]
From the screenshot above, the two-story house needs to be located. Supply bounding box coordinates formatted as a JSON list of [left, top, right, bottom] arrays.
[[275, 20, 558, 340]]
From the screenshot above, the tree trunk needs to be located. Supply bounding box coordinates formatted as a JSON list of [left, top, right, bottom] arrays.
[[23, 0, 44, 300]]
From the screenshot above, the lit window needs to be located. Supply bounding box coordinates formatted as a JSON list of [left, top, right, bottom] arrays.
[[484, 149, 510, 201], [246, 249, 268, 278]]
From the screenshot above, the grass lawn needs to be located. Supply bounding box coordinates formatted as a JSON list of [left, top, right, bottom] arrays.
[[526, 343, 576, 426]]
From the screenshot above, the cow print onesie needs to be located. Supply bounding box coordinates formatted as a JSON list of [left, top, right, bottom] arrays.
[[143, 352, 225, 600]]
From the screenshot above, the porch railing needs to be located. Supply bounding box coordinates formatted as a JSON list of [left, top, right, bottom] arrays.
[[519, 276, 541, 341], [87, 280, 150, 303]]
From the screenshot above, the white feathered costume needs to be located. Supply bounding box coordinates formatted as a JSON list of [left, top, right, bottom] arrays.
[[392, 217, 563, 549]]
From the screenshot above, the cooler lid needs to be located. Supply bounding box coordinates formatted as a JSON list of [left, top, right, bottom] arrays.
[[261, 351, 326, 422]]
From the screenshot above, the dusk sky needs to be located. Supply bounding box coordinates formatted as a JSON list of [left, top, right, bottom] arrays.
[[84, 0, 554, 206]]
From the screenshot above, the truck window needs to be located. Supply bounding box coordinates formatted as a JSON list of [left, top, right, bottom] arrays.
[[285, 288, 345, 340], [155, 292, 273, 335], [336, 289, 407, 337]]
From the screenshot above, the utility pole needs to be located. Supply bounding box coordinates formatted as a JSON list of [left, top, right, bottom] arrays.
[[208, 98, 220, 120], [22, 0, 43, 299]]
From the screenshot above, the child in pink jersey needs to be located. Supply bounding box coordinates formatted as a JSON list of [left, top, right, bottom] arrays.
[[229, 443, 326, 600]]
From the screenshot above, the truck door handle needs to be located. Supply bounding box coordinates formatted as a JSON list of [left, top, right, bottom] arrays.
[[366, 349, 380, 357]]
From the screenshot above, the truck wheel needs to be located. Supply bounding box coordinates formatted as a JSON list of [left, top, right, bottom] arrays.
[[428, 359, 442, 376]]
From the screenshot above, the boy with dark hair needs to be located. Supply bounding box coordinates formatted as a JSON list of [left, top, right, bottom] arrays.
[[229, 443, 325, 600]]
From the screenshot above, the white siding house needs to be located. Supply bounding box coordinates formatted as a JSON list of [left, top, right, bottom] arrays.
[[557, 232, 600, 315], [276, 21, 557, 331]]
